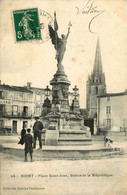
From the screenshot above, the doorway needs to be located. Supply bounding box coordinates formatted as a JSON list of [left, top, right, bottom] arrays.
[[0, 120, 4, 128], [12, 121, 17, 134], [84, 118, 94, 135], [23, 121, 28, 129]]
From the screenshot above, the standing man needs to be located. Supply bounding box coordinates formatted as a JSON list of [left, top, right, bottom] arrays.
[[33, 117, 43, 149]]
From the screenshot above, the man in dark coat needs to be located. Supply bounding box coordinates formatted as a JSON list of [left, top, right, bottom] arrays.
[[33, 117, 43, 149], [24, 128, 33, 162]]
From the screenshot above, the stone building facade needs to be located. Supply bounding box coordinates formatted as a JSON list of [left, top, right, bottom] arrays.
[[26, 82, 51, 117], [0, 81, 73, 134], [86, 38, 106, 118], [0, 84, 33, 134], [97, 90, 127, 132]]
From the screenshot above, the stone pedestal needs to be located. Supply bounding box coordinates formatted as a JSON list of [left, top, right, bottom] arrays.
[[45, 130, 59, 145], [50, 64, 70, 113], [41, 63, 92, 146]]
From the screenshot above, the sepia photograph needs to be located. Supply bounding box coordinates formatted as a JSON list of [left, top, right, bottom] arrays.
[[0, 0, 127, 194]]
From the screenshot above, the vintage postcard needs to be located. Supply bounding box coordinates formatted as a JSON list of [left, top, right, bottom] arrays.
[[0, 0, 127, 195]]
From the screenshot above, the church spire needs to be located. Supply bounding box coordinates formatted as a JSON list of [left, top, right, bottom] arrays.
[[93, 37, 103, 75], [86, 37, 106, 118]]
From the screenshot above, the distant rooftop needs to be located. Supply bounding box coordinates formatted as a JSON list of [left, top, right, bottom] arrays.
[[30, 87, 45, 91], [0, 84, 33, 93], [98, 90, 127, 98]]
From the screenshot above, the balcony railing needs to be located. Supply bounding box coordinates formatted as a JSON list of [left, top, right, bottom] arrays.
[[0, 112, 32, 119], [22, 112, 32, 118]]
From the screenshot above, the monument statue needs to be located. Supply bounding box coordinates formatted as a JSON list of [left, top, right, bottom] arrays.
[[48, 12, 72, 65], [41, 12, 92, 147]]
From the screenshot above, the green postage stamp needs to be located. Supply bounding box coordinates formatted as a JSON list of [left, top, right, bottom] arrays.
[[13, 8, 41, 42]]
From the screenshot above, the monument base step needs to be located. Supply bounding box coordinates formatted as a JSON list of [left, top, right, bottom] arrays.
[[59, 130, 88, 138], [42, 138, 92, 146], [58, 138, 92, 146], [40, 147, 122, 159], [1, 143, 122, 159], [42, 130, 92, 145]]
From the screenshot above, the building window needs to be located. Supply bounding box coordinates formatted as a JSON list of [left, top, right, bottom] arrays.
[[13, 105, 18, 116], [29, 94, 32, 101], [0, 91, 3, 98], [14, 93, 18, 100], [7, 92, 14, 99], [36, 94, 41, 101], [107, 118, 111, 128], [95, 87, 98, 95], [0, 120, 4, 128], [19, 93, 23, 100], [35, 107, 41, 116], [107, 96, 110, 101], [0, 105, 4, 115], [96, 78, 99, 83], [23, 106, 28, 116], [24, 94, 29, 101], [89, 86, 91, 93], [106, 106, 111, 114], [6, 105, 12, 115]]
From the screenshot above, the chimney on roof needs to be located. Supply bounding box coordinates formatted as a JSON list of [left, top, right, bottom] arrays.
[[27, 82, 32, 89]]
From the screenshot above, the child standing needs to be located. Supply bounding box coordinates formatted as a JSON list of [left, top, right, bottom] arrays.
[[24, 128, 33, 162]]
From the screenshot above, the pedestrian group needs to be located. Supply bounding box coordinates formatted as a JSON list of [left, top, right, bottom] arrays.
[[18, 117, 43, 162]]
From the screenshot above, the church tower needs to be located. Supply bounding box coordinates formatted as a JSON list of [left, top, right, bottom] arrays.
[[86, 37, 106, 118]]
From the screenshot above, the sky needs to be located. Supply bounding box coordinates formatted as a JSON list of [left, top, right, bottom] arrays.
[[0, 0, 127, 108]]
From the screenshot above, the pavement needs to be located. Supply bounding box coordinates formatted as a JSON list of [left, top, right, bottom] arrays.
[[0, 135, 127, 195], [0, 134, 127, 151]]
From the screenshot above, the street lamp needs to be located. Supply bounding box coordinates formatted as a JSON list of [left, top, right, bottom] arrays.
[[42, 86, 51, 116], [73, 85, 79, 99], [44, 85, 50, 97]]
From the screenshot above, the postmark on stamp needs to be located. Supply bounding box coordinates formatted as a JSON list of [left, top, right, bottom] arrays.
[[13, 8, 41, 42], [38, 10, 53, 43]]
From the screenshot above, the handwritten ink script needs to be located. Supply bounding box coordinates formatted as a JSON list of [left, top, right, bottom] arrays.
[[76, 0, 105, 33]]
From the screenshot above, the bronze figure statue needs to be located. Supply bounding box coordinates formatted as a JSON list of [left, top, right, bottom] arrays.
[[48, 12, 72, 65]]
